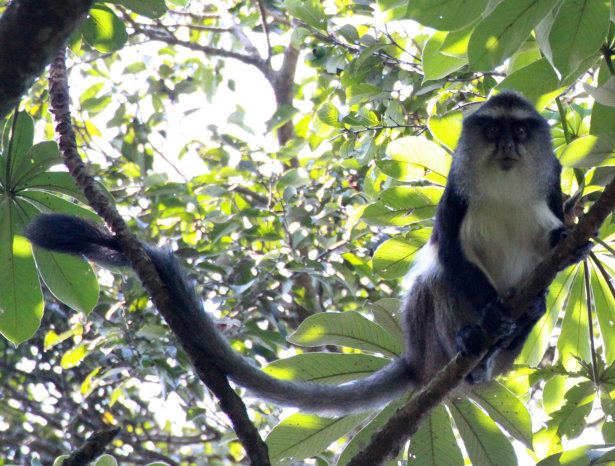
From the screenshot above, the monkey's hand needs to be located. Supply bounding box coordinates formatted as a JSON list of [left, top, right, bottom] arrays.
[[456, 296, 516, 357], [550, 226, 593, 270]]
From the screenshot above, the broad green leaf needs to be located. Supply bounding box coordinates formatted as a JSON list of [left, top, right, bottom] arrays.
[[283, 0, 328, 31], [590, 63, 615, 134], [379, 136, 451, 185], [423, 31, 467, 82], [263, 353, 390, 384], [471, 382, 533, 448], [548, 0, 609, 79], [266, 413, 368, 463], [548, 381, 595, 439], [346, 83, 382, 106], [495, 58, 564, 110], [409, 405, 463, 466], [406, 0, 488, 31], [365, 186, 442, 226], [18, 191, 102, 223], [590, 259, 615, 364], [1, 112, 34, 186], [584, 75, 615, 108], [428, 111, 463, 151], [18, 172, 89, 204], [370, 298, 403, 345], [288, 311, 403, 357], [316, 103, 343, 128], [519, 269, 576, 367], [61, 343, 89, 369], [557, 266, 590, 372], [372, 230, 431, 279], [19, 200, 98, 314], [265, 105, 299, 132], [468, 0, 558, 71], [10, 141, 62, 187], [559, 134, 615, 168], [536, 444, 598, 466], [0, 204, 43, 345], [110, 0, 167, 18], [31, 248, 98, 314], [449, 400, 517, 466], [93, 455, 119, 466], [81, 5, 129, 53], [440, 21, 477, 56]]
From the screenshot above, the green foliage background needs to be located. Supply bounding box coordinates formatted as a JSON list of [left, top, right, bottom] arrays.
[[2, 0, 615, 464]]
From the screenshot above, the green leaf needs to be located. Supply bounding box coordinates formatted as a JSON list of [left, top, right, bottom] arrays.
[[519, 269, 576, 367], [82, 5, 129, 52], [406, 0, 488, 31], [471, 382, 533, 448], [590, 260, 615, 365], [559, 134, 615, 168], [1, 112, 34, 187], [18, 191, 102, 224], [449, 400, 517, 466], [557, 266, 590, 372], [0, 204, 43, 345], [427, 111, 463, 151], [18, 172, 89, 204], [536, 444, 601, 466], [265, 105, 299, 133], [19, 200, 98, 314], [267, 412, 368, 462], [61, 343, 89, 369], [369, 298, 403, 345], [362, 186, 442, 227], [409, 405, 463, 466], [282, 0, 328, 31], [263, 353, 390, 384], [316, 103, 342, 128], [584, 75, 615, 108], [468, 0, 558, 71], [495, 58, 564, 110], [379, 136, 451, 184], [372, 230, 431, 279], [346, 83, 382, 106], [93, 455, 119, 466], [32, 248, 99, 314], [9, 141, 62, 187], [547, 0, 609, 79], [109, 0, 167, 18], [548, 381, 595, 439], [423, 31, 467, 82], [287, 311, 403, 357]]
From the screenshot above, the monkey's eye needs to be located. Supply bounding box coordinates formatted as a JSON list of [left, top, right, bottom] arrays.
[[485, 123, 500, 140], [512, 122, 528, 140]]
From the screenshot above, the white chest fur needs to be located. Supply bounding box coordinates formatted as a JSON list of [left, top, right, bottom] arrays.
[[460, 199, 562, 293]]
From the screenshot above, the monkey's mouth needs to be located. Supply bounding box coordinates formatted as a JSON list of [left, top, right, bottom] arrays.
[[493, 153, 521, 171]]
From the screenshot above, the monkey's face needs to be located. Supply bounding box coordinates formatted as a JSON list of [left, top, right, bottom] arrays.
[[473, 115, 542, 171], [452, 92, 557, 201]]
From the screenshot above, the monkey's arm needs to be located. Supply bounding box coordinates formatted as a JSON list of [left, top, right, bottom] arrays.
[[25, 214, 416, 416]]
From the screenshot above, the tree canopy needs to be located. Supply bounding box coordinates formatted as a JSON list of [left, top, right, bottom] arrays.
[[1, 0, 615, 464]]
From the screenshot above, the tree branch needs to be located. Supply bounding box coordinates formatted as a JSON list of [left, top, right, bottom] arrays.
[[48, 49, 271, 466], [347, 177, 615, 465], [0, 0, 95, 120]]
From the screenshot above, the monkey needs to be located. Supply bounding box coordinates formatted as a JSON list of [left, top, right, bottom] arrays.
[[24, 92, 591, 416]]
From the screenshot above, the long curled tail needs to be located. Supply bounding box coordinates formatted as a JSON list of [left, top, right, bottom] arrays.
[[24, 214, 415, 415]]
